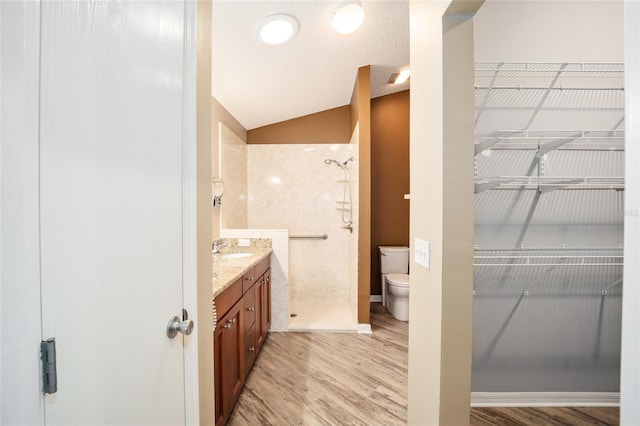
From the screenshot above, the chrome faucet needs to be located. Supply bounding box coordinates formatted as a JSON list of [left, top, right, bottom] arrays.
[[212, 239, 228, 254]]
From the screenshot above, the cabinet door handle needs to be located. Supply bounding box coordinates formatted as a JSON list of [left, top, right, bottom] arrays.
[[248, 347, 255, 352], [245, 276, 253, 282], [223, 318, 235, 329], [247, 307, 254, 311]]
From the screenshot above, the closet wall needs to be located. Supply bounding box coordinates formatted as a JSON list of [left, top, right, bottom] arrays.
[[473, 2, 624, 393]]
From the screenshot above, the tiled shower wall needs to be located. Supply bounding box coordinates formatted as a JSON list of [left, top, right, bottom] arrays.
[[348, 126, 359, 324], [220, 123, 247, 229], [247, 144, 357, 304]]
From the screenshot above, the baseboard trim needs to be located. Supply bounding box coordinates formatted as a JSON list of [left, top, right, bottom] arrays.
[[370, 295, 382, 303], [470, 392, 620, 407], [356, 323, 372, 334]]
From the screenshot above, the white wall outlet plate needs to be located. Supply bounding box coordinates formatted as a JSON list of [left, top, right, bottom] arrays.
[[238, 238, 251, 247], [415, 238, 430, 269]]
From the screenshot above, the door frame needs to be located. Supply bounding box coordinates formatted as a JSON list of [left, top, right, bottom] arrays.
[[1, 1, 44, 423], [621, 2, 640, 424], [1, 0, 200, 423], [181, 0, 200, 424], [407, 0, 639, 423]]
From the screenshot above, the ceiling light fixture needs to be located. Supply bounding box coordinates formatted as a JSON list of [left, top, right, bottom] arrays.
[[257, 14, 299, 46], [332, 1, 364, 35], [388, 69, 411, 85]]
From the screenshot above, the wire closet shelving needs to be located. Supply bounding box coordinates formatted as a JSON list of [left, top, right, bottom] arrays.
[[474, 62, 625, 194], [473, 61, 625, 292]]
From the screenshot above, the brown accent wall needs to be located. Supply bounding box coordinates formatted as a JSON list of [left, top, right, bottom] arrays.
[[247, 105, 351, 144], [352, 66, 372, 325], [370, 90, 410, 296]]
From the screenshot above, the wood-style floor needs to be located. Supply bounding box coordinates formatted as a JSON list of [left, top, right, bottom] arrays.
[[228, 303, 619, 425], [470, 407, 619, 426]]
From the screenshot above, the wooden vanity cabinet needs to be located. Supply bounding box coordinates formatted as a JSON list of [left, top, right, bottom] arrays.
[[214, 256, 271, 426], [214, 299, 242, 426], [256, 269, 271, 352], [242, 284, 257, 379]]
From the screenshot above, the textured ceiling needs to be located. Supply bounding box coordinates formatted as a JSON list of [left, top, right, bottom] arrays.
[[212, 1, 410, 130]]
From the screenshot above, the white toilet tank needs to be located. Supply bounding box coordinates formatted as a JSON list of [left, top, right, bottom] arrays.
[[379, 246, 409, 274]]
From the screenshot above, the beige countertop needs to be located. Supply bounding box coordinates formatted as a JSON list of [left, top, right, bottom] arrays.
[[212, 247, 272, 299]]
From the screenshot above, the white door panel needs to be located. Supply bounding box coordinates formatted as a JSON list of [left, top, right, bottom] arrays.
[[39, 1, 186, 424]]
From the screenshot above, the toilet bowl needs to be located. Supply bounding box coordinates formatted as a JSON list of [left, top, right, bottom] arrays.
[[379, 246, 410, 321], [386, 273, 410, 321]]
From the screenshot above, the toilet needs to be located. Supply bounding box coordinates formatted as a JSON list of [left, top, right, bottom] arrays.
[[379, 246, 410, 321]]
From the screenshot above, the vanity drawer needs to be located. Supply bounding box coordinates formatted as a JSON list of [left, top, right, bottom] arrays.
[[242, 267, 256, 293], [254, 255, 270, 280], [242, 285, 256, 333], [215, 277, 242, 320]]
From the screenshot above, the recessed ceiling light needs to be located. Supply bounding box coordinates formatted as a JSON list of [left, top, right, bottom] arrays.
[[257, 14, 299, 47], [332, 1, 364, 35], [388, 69, 411, 85]]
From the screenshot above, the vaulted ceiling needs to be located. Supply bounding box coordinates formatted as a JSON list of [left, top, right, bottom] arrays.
[[212, 1, 410, 130]]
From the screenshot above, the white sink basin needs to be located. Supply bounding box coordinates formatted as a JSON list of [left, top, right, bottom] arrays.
[[219, 252, 253, 259]]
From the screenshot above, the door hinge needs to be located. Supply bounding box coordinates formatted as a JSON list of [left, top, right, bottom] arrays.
[[41, 338, 57, 394]]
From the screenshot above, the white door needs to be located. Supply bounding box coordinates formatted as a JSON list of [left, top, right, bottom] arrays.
[[39, 1, 188, 424]]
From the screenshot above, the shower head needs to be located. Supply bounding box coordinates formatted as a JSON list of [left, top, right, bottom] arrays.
[[324, 158, 345, 169], [325, 158, 353, 169]]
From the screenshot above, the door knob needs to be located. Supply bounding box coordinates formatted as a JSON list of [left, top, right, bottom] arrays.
[[167, 315, 194, 338]]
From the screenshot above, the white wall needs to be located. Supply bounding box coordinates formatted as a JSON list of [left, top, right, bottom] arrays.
[[473, 77, 624, 392], [472, 0, 626, 394], [475, 0, 623, 63]]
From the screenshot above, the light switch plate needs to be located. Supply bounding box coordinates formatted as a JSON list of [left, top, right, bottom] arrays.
[[415, 238, 430, 269], [238, 238, 251, 247]]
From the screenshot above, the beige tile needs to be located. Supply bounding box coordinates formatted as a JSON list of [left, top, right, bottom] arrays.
[[247, 144, 358, 330], [220, 122, 247, 228]]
